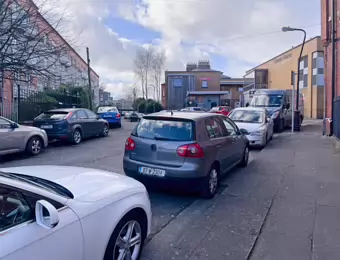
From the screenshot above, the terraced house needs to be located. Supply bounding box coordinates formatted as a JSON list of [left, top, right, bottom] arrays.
[[0, 0, 99, 121]]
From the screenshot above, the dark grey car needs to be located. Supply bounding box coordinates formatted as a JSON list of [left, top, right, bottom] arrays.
[[123, 111, 249, 198]]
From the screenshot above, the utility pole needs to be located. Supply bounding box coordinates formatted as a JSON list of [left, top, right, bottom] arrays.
[[86, 47, 93, 110]]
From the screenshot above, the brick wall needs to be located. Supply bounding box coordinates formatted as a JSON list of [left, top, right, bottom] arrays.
[[322, 0, 340, 135]]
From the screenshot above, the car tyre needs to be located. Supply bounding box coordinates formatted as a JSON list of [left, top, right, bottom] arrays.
[[200, 165, 219, 199], [104, 211, 146, 260], [72, 129, 82, 144], [117, 123, 122, 128], [26, 136, 43, 156], [239, 145, 249, 168], [279, 119, 284, 132], [101, 124, 109, 137]]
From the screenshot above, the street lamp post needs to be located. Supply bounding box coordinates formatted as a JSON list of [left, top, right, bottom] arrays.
[[282, 26, 306, 131]]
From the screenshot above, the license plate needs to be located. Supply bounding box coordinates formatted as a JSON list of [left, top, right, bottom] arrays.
[[138, 167, 165, 177], [40, 125, 52, 129], [104, 115, 113, 117]]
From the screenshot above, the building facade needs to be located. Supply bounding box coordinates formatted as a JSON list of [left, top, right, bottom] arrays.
[[245, 36, 324, 119], [0, 0, 99, 120], [162, 61, 245, 110], [322, 0, 340, 138]]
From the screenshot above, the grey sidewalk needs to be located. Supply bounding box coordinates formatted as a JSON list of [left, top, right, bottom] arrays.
[[142, 121, 340, 260]]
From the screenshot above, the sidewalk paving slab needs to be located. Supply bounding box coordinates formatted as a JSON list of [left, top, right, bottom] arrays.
[[142, 122, 340, 260]]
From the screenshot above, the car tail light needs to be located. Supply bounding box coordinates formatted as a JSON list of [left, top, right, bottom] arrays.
[[116, 113, 121, 119], [176, 143, 204, 158], [125, 137, 135, 151]]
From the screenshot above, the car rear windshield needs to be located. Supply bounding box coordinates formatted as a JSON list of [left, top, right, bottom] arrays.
[[35, 111, 69, 120], [97, 107, 118, 113], [133, 118, 194, 141]]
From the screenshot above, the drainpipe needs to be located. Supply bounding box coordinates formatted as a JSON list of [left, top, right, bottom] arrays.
[[331, 0, 336, 135]]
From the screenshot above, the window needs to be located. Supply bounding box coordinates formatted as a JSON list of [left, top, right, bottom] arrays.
[[35, 111, 69, 120], [0, 187, 32, 232], [205, 118, 225, 138], [85, 109, 97, 119], [221, 117, 238, 136], [173, 78, 182, 87], [229, 110, 264, 123], [201, 80, 208, 88], [134, 118, 193, 141], [97, 107, 118, 113], [76, 110, 88, 119], [0, 118, 11, 128]]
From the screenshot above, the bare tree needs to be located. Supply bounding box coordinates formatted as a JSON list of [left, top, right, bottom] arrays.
[[152, 50, 165, 101], [0, 0, 77, 88], [133, 45, 155, 100]]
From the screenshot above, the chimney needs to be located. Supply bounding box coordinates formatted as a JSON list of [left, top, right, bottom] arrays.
[[186, 62, 197, 71], [197, 60, 210, 69]]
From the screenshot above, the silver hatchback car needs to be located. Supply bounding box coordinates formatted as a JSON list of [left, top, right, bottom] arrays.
[[123, 111, 249, 198], [0, 117, 48, 156]]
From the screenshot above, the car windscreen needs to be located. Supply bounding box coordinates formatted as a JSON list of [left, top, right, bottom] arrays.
[[250, 94, 283, 107], [229, 110, 264, 123], [35, 111, 69, 120], [132, 118, 194, 141], [97, 107, 118, 113]]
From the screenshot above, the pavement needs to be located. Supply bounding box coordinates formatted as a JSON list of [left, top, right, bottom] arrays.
[[3, 119, 340, 260], [141, 119, 340, 260]]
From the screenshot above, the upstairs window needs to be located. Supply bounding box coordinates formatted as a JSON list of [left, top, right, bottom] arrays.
[[201, 80, 208, 88]]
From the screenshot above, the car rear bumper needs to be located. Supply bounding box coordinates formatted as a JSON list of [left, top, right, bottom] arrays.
[[123, 156, 206, 180], [47, 132, 72, 141], [104, 118, 121, 124]]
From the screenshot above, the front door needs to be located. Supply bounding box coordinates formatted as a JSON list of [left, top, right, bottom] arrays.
[[220, 116, 244, 164], [0, 185, 83, 260], [85, 109, 102, 135], [76, 110, 91, 137]]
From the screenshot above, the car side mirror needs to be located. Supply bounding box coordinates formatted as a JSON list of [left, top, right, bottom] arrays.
[[35, 200, 59, 229], [239, 128, 249, 135], [11, 123, 19, 128], [96, 115, 101, 119], [245, 103, 250, 107], [285, 103, 290, 109]]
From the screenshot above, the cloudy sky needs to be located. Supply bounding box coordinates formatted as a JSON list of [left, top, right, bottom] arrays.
[[53, 0, 321, 99]]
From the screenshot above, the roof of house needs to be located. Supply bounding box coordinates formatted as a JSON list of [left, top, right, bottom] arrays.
[[245, 36, 321, 74]]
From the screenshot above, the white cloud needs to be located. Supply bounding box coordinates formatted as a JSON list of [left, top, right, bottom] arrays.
[[43, 0, 321, 98]]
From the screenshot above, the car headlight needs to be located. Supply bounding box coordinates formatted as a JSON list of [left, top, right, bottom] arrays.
[[250, 129, 266, 136], [271, 111, 280, 119]]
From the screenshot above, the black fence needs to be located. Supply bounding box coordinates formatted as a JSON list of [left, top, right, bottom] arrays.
[[18, 88, 83, 123], [333, 97, 340, 139]]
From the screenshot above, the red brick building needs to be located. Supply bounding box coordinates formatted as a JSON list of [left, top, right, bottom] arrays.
[[322, 0, 340, 137]]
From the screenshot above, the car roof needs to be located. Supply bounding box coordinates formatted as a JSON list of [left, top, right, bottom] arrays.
[[232, 107, 266, 112], [144, 111, 214, 121], [48, 108, 81, 113]]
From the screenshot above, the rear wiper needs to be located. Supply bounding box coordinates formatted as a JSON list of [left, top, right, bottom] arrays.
[[154, 136, 179, 141]]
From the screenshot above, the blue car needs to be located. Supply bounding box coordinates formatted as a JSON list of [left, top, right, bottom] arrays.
[[97, 106, 121, 128]]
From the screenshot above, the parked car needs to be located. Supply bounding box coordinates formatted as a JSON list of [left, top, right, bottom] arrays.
[[130, 112, 142, 122], [250, 89, 304, 132], [97, 106, 121, 128], [33, 108, 109, 144], [124, 112, 132, 119], [123, 111, 249, 198], [0, 116, 48, 156], [0, 165, 152, 260], [228, 107, 274, 148], [209, 106, 231, 116]]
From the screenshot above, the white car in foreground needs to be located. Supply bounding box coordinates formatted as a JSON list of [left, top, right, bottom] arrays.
[[0, 166, 152, 260], [228, 107, 274, 148]]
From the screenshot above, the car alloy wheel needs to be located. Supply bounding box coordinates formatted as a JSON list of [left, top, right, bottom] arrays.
[[209, 169, 218, 195], [73, 130, 82, 144], [113, 220, 142, 260], [244, 146, 249, 162], [27, 136, 42, 155], [103, 125, 109, 136]]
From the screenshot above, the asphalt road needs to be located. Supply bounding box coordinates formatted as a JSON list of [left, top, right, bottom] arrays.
[[0, 120, 262, 238]]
